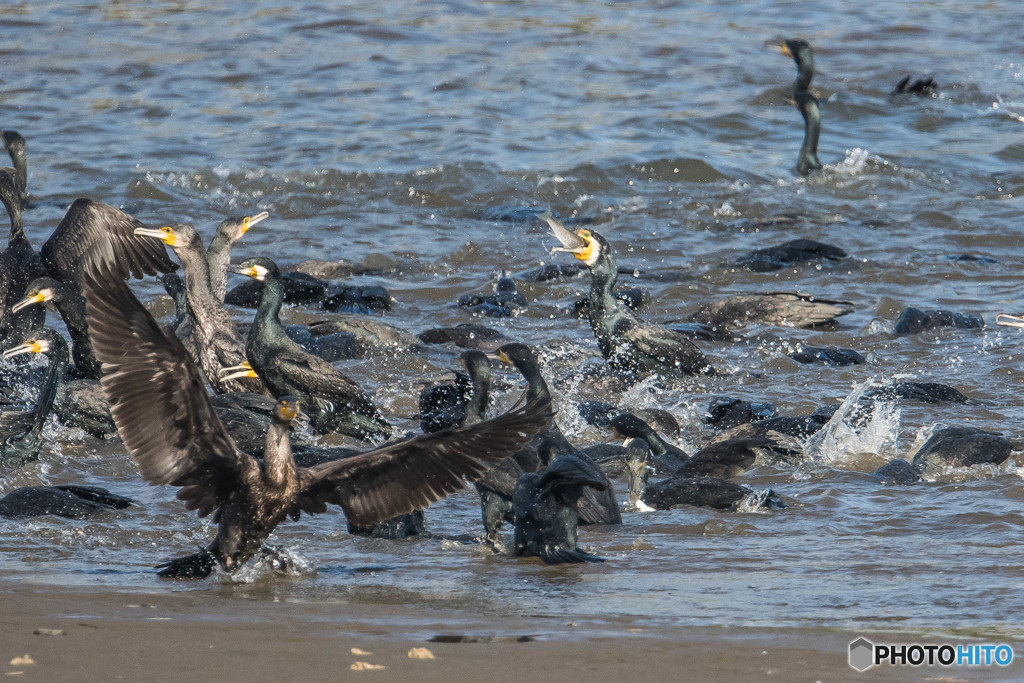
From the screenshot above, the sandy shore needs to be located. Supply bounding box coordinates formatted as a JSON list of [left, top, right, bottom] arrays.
[[2, 582, 1018, 682]]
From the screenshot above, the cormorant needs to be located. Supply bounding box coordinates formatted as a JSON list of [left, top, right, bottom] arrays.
[[134, 223, 265, 395], [608, 413, 689, 473], [480, 342, 620, 542], [684, 292, 853, 333], [2, 326, 115, 439], [0, 168, 45, 341], [512, 450, 607, 564], [894, 307, 983, 335], [81, 259, 551, 578], [1, 330, 65, 468], [226, 257, 390, 441], [12, 277, 101, 379], [873, 427, 1012, 483], [303, 317, 421, 356], [892, 76, 936, 96], [737, 238, 846, 272], [788, 346, 866, 366], [623, 437, 784, 511], [545, 216, 712, 377], [0, 485, 132, 519], [418, 323, 511, 351], [780, 38, 823, 175], [207, 211, 269, 303], [458, 271, 528, 317], [418, 350, 491, 434]]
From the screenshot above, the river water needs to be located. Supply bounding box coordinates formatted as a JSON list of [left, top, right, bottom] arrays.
[[2, 0, 1024, 643]]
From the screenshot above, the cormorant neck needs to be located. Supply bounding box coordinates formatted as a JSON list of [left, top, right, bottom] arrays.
[[262, 415, 295, 487], [51, 288, 99, 379], [797, 94, 823, 176], [174, 242, 219, 332], [253, 273, 286, 341], [207, 234, 233, 303], [794, 62, 814, 92], [512, 354, 550, 402], [463, 364, 490, 426], [3, 195, 24, 243], [34, 340, 69, 435]]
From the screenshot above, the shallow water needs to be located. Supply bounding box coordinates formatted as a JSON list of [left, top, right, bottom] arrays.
[[2, 0, 1024, 642]]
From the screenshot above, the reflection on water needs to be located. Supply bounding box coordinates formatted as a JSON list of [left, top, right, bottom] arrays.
[[2, 0, 1024, 639]]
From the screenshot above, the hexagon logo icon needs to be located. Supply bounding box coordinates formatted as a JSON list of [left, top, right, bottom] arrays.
[[849, 637, 875, 671]]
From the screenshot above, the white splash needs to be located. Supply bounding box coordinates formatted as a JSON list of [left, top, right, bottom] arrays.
[[803, 379, 902, 466]]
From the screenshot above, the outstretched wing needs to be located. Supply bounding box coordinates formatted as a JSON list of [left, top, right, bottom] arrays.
[[83, 257, 254, 517], [42, 199, 177, 289], [294, 396, 551, 526]]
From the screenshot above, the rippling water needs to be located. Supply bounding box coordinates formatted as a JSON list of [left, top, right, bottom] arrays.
[[3, 0, 1024, 640]]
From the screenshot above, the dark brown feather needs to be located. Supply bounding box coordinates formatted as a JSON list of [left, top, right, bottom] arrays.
[[83, 259, 255, 518], [42, 199, 177, 289], [294, 396, 551, 526]]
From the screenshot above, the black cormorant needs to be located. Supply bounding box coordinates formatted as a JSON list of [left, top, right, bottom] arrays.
[[512, 450, 607, 564], [418, 350, 491, 434], [545, 217, 712, 377], [1, 330, 65, 468], [0, 485, 132, 519], [418, 323, 511, 351], [458, 271, 528, 317], [895, 307, 983, 335], [0, 168, 45, 341], [82, 259, 551, 578], [226, 257, 390, 441], [873, 426, 1011, 483], [134, 223, 265, 395], [780, 38, 823, 175]]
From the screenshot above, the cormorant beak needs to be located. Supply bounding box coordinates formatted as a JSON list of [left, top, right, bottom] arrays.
[[240, 211, 270, 236], [995, 314, 1024, 329], [134, 226, 178, 246], [218, 361, 258, 381], [3, 339, 47, 359], [780, 42, 792, 57], [227, 264, 268, 281], [485, 350, 512, 364], [542, 212, 597, 264], [11, 290, 48, 313]]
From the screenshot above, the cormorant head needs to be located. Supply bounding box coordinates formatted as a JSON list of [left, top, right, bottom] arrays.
[[134, 223, 199, 249], [12, 277, 62, 313], [780, 39, 814, 70], [216, 211, 269, 241], [2, 328, 63, 359], [274, 396, 302, 422], [490, 342, 535, 368], [460, 349, 491, 376], [544, 212, 604, 267], [228, 257, 279, 282], [1, 130, 25, 156], [218, 360, 258, 382]]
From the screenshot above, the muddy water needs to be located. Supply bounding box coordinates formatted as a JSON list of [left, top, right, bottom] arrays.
[[2, 0, 1024, 641]]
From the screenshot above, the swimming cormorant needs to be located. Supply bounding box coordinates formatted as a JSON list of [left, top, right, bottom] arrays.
[[0, 485, 132, 519], [894, 307, 983, 335], [780, 38, 823, 175], [458, 271, 528, 317], [134, 223, 265, 395], [226, 257, 390, 441], [545, 216, 712, 377], [418, 323, 511, 351], [1, 330, 65, 468], [873, 426, 1012, 483], [81, 259, 551, 578]]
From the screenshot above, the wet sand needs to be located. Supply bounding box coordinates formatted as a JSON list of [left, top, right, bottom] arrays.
[[2, 582, 1017, 682]]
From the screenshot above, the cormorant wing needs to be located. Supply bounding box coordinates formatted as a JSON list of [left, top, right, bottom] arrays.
[[620, 321, 710, 374], [42, 199, 177, 289], [294, 396, 551, 526], [83, 259, 256, 518], [277, 354, 379, 412]]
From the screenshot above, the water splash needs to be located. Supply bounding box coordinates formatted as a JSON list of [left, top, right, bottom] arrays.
[[803, 379, 902, 466]]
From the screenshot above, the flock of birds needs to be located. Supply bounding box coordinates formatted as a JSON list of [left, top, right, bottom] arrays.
[[0, 40, 1016, 578]]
